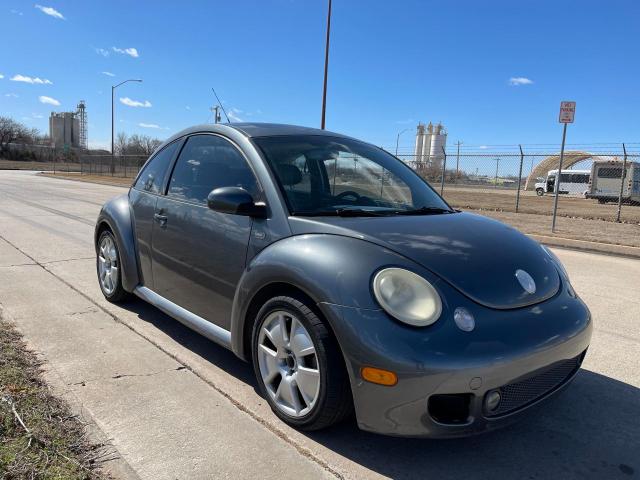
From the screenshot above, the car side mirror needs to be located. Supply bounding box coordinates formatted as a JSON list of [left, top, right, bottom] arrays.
[[207, 187, 267, 218]]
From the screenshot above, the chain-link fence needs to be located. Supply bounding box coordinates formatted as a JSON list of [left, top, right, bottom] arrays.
[[395, 145, 640, 246], [2, 141, 639, 244], [0, 143, 147, 179]]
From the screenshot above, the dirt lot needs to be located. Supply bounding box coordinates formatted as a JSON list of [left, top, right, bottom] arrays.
[[441, 185, 640, 224]]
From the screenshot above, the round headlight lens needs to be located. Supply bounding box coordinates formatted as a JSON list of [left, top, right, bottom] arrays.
[[372, 268, 442, 327]]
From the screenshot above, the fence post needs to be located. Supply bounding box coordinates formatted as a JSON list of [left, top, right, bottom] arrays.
[[616, 143, 628, 223], [440, 146, 447, 195], [515, 145, 524, 213]]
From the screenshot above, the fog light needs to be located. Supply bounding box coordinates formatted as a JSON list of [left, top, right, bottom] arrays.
[[361, 366, 398, 386], [485, 390, 501, 412], [454, 307, 475, 332]]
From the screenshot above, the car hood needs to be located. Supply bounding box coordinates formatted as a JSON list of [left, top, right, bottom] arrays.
[[288, 212, 560, 309]]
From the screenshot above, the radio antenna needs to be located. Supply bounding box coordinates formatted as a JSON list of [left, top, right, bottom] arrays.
[[211, 88, 231, 123]]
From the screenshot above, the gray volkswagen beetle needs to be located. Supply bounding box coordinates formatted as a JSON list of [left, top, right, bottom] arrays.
[[95, 123, 592, 437]]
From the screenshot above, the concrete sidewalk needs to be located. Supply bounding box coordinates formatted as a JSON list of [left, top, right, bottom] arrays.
[[0, 238, 333, 480]]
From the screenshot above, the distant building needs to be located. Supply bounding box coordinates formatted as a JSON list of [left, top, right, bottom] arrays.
[[49, 101, 87, 149], [414, 122, 447, 169]]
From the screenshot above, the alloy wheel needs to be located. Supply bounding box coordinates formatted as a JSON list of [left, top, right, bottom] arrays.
[[98, 235, 119, 296], [257, 310, 321, 417]]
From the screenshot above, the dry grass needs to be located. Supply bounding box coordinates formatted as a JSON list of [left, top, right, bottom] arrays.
[[0, 317, 111, 479], [39, 172, 134, 187]]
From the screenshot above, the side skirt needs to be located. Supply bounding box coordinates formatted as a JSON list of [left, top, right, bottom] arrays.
[[133, 286, 232, 350]]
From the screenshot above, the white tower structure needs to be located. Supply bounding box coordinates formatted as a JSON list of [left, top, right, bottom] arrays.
[[414, 122, 447, 169]]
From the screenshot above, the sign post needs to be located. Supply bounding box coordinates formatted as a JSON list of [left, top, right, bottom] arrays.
[[551, 101, 576, 233]]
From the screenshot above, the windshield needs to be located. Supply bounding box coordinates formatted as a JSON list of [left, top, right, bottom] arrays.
[[254, 135, 452, 216]]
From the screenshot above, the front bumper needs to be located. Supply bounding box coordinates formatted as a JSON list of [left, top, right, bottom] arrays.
[[318, 279, 592, 438]]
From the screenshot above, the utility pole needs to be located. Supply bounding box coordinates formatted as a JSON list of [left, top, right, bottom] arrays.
[[455, 141, 462, 176], [320, 0, 332, 129], [494, 157, 500, 188], [111, 79, 142, 175], [211, 105, 221, 124], [395, 128, 411, 156]]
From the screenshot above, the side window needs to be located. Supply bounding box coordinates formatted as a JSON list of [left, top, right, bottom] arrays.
[[167, 134, 259, 204], [134, 141, 180, 194]]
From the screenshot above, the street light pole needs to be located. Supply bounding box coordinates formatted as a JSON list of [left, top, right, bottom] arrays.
[[320, 0, 332, 130], [111, 79, 142, 174], [395, 128, 411, 156]]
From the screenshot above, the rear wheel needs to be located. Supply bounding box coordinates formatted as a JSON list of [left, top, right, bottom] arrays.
[[96, 230, 129, 303], [252, 295, 352, 430]]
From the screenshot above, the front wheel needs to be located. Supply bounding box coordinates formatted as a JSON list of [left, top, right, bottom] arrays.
[[252, 295, 352, 430], [96, 230, 129, 303]]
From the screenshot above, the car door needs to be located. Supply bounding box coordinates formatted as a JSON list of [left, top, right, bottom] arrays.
[[151, 134, 260, 331], [129, 140, 182, 288]]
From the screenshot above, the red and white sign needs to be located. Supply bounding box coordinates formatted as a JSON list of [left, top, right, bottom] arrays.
[[559, 101, 576, 123]]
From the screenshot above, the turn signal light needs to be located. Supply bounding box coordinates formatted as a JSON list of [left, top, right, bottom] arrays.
[[361, 366, 398, 386]]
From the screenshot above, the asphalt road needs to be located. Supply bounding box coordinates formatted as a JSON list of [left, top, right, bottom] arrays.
[[0, 171, 638, 480]]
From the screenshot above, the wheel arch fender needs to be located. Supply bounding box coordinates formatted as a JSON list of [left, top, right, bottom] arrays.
[[95, 193, 140, 292], [229, 234, 412, 360]]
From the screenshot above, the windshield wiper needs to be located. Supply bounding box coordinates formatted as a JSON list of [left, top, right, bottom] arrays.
[[394, 206, 455, 215], [292, 208, 395, 217], [293, 206, 455, 217]]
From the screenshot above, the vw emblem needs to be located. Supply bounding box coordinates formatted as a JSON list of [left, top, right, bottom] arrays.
[[515, 269, 536, 294]]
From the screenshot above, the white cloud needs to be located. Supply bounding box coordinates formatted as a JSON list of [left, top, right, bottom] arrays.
[[509, 77, 534, 86], [11, 74, 53, 85], [32, 113, 44, 119], [228, 109, 243, 122], [478, 145, 489, 150], [395, 118, 414, 125], [0, 74, 4, 79], [95, 48, 110, 57], [11, 9, 24, 15], [120, 97, 152, 108], [185, 105, 191, 110], [35, 4, 65, 20], [39, 95, 60, 106], [112, 47, 139, 58], [101, 71, 115, 77], [5, 93, 19, 97], [138, 122, 160, 129]]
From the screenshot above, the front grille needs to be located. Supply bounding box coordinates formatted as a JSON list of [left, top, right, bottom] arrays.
[[486, 352, 584, 417]]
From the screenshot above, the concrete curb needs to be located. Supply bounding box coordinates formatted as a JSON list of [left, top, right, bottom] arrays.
[[530, 234, 640, 259]]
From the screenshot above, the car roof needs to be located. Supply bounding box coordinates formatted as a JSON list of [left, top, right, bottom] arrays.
[[228, 122, 346, 138]]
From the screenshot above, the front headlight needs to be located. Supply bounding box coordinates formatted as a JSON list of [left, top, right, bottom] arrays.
[[372, 268, 442, 327]]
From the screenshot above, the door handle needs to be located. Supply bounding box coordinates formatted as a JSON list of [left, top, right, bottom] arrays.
[[153, 213, 168, 227]]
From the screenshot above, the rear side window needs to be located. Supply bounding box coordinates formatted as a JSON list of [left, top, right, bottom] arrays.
[[598, 167, 623, 179], [134, 141, 180, 194], [167, 134, 258, 204]]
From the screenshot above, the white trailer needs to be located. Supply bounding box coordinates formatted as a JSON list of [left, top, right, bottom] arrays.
[[586, 160, 640, 204], [534, 169, 591, 196]]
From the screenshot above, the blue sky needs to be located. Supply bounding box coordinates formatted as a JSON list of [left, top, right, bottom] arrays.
[[0, 0, 638, 152]]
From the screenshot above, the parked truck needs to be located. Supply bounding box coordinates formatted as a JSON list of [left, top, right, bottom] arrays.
[[586, 159, 640, 204]]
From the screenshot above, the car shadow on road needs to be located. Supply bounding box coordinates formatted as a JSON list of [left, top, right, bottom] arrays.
[[120, 299, 638, 479]]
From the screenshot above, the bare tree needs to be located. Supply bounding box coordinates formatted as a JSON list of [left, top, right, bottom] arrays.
[[115, 132, 162, 156], [0, 116, 30, 150], [115, 132, 128, 156]]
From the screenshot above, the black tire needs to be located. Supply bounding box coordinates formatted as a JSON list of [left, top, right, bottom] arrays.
[[96, 230, 130, 303], [251, 295, 353, 430], [598, 199, 606, 204]]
